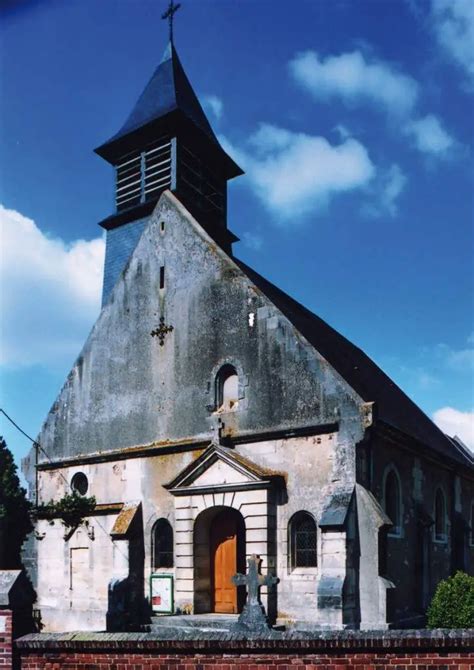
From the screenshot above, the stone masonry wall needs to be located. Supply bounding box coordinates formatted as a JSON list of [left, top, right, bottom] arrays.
[[368, 431, 474, 623], [32, 192, 364, 466]]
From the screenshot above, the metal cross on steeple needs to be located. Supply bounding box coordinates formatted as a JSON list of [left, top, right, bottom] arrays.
[[162, 0, 181, 44]]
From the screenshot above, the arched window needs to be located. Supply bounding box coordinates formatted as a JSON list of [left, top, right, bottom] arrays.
[[289, 511, 317, 569], [152, 519, 174, 569], [383, 467, 401, 536], [434, 489, 447, 542], [71, 472, 89, 496], [216, 364, 239, 411]]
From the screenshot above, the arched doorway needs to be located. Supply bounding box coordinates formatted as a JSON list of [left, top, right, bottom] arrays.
[[194, 507, 245, 614], [211, 509, 245, 613]]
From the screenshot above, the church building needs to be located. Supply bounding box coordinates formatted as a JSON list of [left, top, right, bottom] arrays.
[[23, 26, 474, 633]]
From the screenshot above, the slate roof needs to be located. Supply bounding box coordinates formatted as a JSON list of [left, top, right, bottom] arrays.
[[103, 42, 218, 147], [235, 259, 473, 470]]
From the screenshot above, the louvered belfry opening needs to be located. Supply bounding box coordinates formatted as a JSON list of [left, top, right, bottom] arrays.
[[114, 136, 226, 229], [116, 136, 174, 212], [96, 40, 243, 255], [178, 143, 226, 224]]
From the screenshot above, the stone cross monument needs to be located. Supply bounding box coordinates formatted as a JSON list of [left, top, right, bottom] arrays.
[[231, 554, 278, 633]]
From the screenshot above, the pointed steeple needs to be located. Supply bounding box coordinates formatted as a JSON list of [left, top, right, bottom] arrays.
[[95, 41, 242, 243], [100, 42, 219, 151]]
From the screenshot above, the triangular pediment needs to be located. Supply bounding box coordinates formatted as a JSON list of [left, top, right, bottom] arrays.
[[164, 445, 277, 495]]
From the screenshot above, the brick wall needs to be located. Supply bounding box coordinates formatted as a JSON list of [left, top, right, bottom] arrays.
[[15, 631, 474, 670], [0, 609, 12, 668], [18, 650, 474, 670]]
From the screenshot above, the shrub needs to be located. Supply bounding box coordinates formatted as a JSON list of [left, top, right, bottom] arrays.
[[0, 436, 33, 568], [36, 491, 96, 530], [427, 570, 474, 628]]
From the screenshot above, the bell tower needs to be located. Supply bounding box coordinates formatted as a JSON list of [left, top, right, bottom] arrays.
[[95, 11, 243, 305]]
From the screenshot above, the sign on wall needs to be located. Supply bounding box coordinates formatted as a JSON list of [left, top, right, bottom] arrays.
[[150, 574, 174, 614]]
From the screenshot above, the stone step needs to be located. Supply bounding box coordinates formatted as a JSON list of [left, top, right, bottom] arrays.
[[143, 624, 229, 635], [149, 614, 237, 631]]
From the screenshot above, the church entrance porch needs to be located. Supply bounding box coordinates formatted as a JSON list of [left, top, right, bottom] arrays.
[[195, 506, 246, 614], [164, 444, 281, 616]]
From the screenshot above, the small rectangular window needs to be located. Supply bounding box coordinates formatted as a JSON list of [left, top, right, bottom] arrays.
[[160, 266, 165, 289]]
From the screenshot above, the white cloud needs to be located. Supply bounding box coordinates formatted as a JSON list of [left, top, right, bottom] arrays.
[[433, 407, 474, 450], [242, 232, 263, 251], [435, 337, 474, 372], [202, 94, 223, 120], [249, 124, 295, 153], [446, 347, 474, 371], [363, 163, 407, 218], [0, 204, 104, 368], [333, 124, 352, 141], [415, 369, 440, 390], [404, 114, 455, 157], [431, 0, 474, 86], [378, 164, 407, 217], [224, 124, 375, 220], [289, 49, 458, 160], [249, 125, 376, 217], [289, 50, 419, 117]]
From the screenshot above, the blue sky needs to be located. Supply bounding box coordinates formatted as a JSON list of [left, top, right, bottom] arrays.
[[0, 0, 473, 471]]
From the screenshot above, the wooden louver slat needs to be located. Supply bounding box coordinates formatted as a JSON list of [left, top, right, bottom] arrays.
[[115, 136, 173, 212]]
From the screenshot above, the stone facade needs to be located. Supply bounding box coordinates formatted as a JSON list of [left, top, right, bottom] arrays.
[[22, 192, 474, 633], [21, 37, 474, 635]]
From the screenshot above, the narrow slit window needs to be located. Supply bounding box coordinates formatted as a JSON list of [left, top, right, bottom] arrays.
[[160, 266, 165, 289], [384, 468, 401, 536], [160, 220, 165, 232], [434, 489, 447, 542], [470, 502, 474, 546]]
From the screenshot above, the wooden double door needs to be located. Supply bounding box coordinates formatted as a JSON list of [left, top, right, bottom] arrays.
[[210, 509, 245, 614]]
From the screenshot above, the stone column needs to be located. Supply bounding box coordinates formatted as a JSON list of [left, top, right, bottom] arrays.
[[0, 608, 12, 669]]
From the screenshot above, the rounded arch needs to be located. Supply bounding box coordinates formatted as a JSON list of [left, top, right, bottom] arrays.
[[215, 364, 239, 410], [152, 518, 174, 570], [209, 359, 247, 412], [193, 506, 246, 614], [434, 487, 447, 542], [288, 510, 317, 570], [71, 472, 89, 496], [382, 465, 402, 537]]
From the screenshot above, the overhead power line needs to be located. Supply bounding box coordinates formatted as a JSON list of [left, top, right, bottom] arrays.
[[0, 407, 128, 560]]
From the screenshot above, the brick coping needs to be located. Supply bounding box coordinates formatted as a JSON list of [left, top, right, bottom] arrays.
[[15, 629, 474, 653]]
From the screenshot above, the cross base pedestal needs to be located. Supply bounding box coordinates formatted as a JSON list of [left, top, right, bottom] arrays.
[[231, 601, 272, 633]]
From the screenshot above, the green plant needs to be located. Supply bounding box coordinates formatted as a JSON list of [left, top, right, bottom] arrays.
[[36, 491, 96, 530], [0, 436, 33, 568], [427, 571, 474, 629]]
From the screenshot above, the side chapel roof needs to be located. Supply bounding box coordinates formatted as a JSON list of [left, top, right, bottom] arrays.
[[235, 259, 473, 470]]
